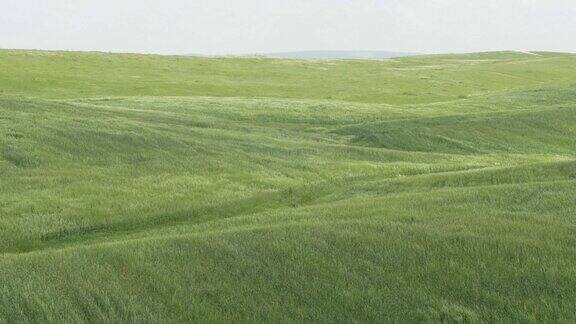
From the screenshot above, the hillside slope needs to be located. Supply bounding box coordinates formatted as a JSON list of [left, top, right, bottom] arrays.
[[1, 50, 576, 322], [256, 50, 416, 60]]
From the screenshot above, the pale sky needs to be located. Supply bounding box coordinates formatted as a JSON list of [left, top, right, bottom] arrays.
[[1, 0, 574, 55]]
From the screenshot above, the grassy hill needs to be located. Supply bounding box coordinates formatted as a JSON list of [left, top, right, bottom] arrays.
[[1, 49, 576, 322], [254, 50, 416, 60]]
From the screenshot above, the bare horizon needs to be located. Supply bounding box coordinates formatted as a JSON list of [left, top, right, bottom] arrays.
[[1, 0, 575, 56]]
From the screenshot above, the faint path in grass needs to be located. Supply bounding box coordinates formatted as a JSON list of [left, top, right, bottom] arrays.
[[3, 159, 574, 257]]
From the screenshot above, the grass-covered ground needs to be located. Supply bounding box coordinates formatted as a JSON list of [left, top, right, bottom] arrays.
[[1, 49, 576, 322]]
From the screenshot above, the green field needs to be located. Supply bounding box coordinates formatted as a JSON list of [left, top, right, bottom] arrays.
[[1, 49, 576, 322]]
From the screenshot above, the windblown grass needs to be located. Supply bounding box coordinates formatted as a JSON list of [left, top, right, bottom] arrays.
[[1, 49, 575, 322]]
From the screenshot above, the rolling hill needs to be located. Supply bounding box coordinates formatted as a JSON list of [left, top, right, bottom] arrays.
[[1, 49, 576, 322], [256, 50, 416, 60]]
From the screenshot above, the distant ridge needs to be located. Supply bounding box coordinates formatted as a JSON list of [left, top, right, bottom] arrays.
[[257, 50, 417, 60]]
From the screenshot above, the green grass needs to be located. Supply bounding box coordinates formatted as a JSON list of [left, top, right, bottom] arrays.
[[1, 49, 576, 322]]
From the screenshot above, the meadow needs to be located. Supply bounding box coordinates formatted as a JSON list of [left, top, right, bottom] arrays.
[[1, 49, 576, 322]]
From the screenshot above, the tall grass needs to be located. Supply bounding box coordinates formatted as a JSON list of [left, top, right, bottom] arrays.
[[0, 50, 575, 322]]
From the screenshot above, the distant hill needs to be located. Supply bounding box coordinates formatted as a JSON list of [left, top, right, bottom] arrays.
[[258, 50, 417, 60]]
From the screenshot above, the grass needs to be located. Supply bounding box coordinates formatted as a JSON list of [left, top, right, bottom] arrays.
[[1, 49, 576, 322]]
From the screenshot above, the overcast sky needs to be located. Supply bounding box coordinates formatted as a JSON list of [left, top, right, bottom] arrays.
[[1, 0, 574, 55]]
